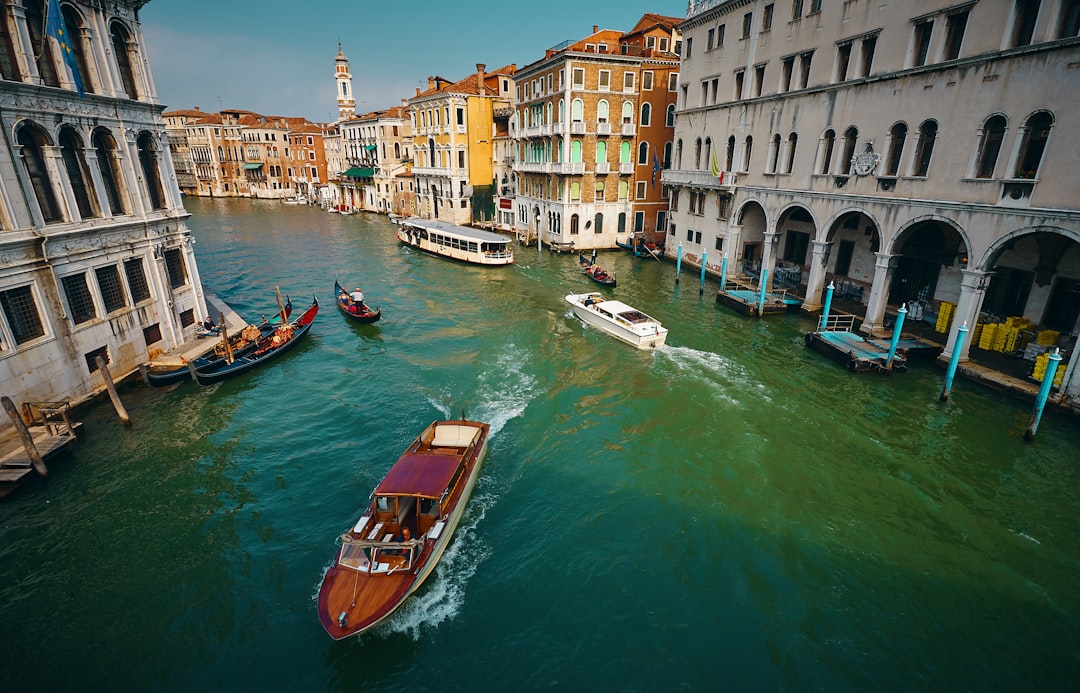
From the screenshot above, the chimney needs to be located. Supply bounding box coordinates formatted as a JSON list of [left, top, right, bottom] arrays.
[[428, 76, 435, 90], [593, 25, 598, 33], [476, 63, 486, 96]]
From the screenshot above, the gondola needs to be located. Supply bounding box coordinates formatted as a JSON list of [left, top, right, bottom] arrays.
[[142, 299, 293, 386], [334, 280, 381, 323], [579, 253, 616, 288], [190, 297, 319, 385]]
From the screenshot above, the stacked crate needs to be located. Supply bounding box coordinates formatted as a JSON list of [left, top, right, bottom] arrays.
[[935, 301, 956, 333], [1036, 329, 1061, 347], [1032, 351, 1066, 386], [978, 322, 999, 350]]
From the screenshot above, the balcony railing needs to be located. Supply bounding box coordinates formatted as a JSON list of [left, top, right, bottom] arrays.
[[570, 121, 586, 134], [621, 123, 636, 137], [596, 122, 611, 135], [659, 169, 738, 189], [619, 162, 635, 174], [595, 162, 610, 174]]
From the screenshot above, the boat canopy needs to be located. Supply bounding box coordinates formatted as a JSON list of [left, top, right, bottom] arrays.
[[400, 217, 511, 244], [376, 452, 461, 498]]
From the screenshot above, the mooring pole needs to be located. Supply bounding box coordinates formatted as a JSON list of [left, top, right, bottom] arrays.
[[700, 249, 707, 295], [675, 243, 683, 284], [820, 281, 835, 331], [757, 268, 768, 316], [1, 396, 46, 476], [719, 253, 728, 292], [95, 356, 130, 425], [939, 322, 968, 402], [886, 303, 908, 371], [1024, 348, 1062, 441]]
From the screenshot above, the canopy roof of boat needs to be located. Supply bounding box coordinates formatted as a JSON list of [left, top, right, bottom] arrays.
[[376, 452, 461, 498], [400, 217, 511, 244]]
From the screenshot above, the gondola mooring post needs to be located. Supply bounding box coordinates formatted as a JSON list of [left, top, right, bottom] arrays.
[[757, 268, 768, 316], [939, 322, 968, 402], [675, 243, 683, 284], [700, 249, 707, 295], [720, 253, 728, 292], [886, 303, 907, 371], [1024, 348, 1062, 441], [821, 281, 835, 331]]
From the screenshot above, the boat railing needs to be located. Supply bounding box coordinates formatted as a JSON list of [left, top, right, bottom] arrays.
[[820, 314, 857, 332]]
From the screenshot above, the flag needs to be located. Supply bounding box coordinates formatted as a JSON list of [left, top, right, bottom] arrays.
[[710, 149, 720, 178], [652, 152, 661, 190], [46, 0, 84, 97]]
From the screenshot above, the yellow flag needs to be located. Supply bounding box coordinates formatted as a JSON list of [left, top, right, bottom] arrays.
[[710, 149, 720, 177]]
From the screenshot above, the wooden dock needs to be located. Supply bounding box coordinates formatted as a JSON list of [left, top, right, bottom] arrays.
[[716, 279, 803, 317], [0, 400, 81, 498]]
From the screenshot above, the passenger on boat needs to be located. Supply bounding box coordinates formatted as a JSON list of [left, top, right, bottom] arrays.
[[584, 296, 596, 307], [202, 316, 215, 331]]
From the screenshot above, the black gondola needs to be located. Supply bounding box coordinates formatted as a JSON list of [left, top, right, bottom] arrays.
[[579, 253, 616, 287], [334, 280, 381, 323]]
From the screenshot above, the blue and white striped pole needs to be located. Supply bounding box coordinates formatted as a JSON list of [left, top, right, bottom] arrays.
[[820, 281, 835, 331], [939, 322, 968, 402], [1024, 348, 1062, 441], [700, 249, 707, 295], [886, 303, 907, 370], [757, 268, 768, 316]]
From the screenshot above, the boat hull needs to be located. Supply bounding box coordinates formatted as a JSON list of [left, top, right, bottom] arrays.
[[565, 293, 668, 349], [334, 281, 381, 323], [317, 419, 489, 639]]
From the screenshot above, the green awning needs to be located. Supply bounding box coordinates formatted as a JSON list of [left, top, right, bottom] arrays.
[[242, 162, 264, 169], [364, 144, 377, 151], [342, 167, 375, 177]]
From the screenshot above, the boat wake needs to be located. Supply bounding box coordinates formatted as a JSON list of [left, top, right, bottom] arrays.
[[425, 344, 538, 438], [655, 345, 770, 406]]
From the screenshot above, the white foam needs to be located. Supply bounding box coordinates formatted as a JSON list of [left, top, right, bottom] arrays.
[[656, 344, 770, 406]]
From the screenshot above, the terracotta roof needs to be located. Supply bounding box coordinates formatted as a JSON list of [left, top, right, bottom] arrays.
[[163, 108, 209, 118]]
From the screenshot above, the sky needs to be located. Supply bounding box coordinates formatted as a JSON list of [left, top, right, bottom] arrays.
[[141, 0, 687, 123]]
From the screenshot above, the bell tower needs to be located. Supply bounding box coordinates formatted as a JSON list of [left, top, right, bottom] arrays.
[[335, 42, 355, 120]]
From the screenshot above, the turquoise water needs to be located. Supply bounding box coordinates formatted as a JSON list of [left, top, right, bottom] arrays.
[[1, 198, 1077, 690]]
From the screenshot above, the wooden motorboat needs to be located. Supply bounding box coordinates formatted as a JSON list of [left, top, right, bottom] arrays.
[[318, 417, 491, 639], [565, 292, 668, 349], [142, 299, 293, 386], [579, 253, 616, 287], [334, 280, 381, 324], [190, 297, 318, 385]]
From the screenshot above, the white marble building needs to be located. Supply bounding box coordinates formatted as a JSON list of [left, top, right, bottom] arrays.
[[666, 0, 1080, 398], [0, 0, 207, 426]]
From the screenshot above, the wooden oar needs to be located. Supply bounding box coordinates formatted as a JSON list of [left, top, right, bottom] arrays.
[[274, 286, 288, 325], [219, 312, 234, 363]]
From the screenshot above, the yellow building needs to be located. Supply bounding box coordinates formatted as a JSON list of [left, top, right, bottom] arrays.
[[408, 64, 516, 225]]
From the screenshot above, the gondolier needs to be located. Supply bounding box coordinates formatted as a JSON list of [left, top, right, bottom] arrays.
[[350, 287, 364, 303]]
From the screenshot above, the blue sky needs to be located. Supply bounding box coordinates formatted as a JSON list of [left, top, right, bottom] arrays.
[[141, 0, 686, 123]]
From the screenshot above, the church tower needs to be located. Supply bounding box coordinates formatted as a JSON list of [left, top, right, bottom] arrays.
[[335, 43, 355, 120]]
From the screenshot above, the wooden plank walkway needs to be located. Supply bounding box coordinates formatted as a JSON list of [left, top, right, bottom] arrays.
[[0, 423, 81, 497]]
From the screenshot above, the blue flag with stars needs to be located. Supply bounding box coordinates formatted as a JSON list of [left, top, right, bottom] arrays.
[[46, 0, 84, 97]]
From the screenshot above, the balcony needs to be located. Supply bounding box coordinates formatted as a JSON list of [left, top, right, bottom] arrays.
[[595, 162, 610, 174], [619, 162, 635, 174], [551, 162, 585, 174], [621, 123, 636, 137], [412, 166, 446, 177], [659, 169, 738, 189], [540, 123, 553, 136], [596, 122, 612, 136], [524, 126, 543, 138], [570, 121, 586, 135], [517, 162, 549, 173], [551, 122, 565, 135]]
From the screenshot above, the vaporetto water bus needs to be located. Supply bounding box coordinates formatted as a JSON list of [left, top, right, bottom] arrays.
[[396, 217, 514, 266]]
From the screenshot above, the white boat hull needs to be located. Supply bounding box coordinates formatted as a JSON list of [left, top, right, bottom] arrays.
[[566, 293, 668, 349]]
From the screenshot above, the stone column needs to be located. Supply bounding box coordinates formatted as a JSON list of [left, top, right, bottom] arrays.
[[802, 239, 831, 312], [942, 269, 990, 361], [860, 252, 895, 336], [726, 222, 744, 267], [760, 230, 780, 291]]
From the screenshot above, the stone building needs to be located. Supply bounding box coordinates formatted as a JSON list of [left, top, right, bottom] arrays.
[[339, 105, 413, 214], [408, 64, 516, 226], [510, 17, 683, 250], [667, 0, 1080, 397], [0, 0, 208, 423]]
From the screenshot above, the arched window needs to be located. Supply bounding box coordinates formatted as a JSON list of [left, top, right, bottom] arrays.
[[570, 213, 580, 232], [93, 128, 127, 215], [622, 101, 634, 124], [597, 100, 609, 123], [596, 140, 607, 163], [663, 141, 672, 168], [427, 139, 435, 167], [704, 137, 712, 170], [1014, 111, 1052, 179], [620, 141, 631, 164], [675, 139, 683, 169], [595, 180, 606, 200], [767, 134, 781, 173], [558, 99, 565, 122], [110, 21, 139, 99], [25, 0, 60, 87], [217, 145, 224, 160], [742, 136, 753, 172], [666, 104, 676, 127], [570, 140, 583, 163], [784, 132, 798, 173], [726, 135, 736, 171], [571, 98, 584, 121], [137, 132, 166, 210], [694, 138, 702, 169], [885, 122, 907, 176], [975, 115, 1007, 178], [638, 141, 649, 165], [594, 213, 603, 233], [840, 127, 858, 174], [61, 4, 94, 94], [17, 122, 62, 222], [819, 129, 836, 174], [913, 120, 938, 176], [641, 102, 652, 126], [59, 127, 97, 219]]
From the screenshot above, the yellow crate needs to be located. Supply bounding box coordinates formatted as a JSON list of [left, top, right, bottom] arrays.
[[1036, 330, 1060, 346]]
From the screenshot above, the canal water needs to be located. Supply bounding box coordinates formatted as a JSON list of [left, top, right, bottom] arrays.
[[2, 198, 1077, 691]]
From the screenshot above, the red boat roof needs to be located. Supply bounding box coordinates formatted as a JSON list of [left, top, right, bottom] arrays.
[[376, 452, 462, 498]]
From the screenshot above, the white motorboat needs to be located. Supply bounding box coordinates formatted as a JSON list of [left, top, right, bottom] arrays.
[[565, 292, 668, 349]]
